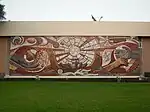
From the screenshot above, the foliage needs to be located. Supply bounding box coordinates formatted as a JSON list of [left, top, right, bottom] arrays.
[[0, 2, 6, 20]]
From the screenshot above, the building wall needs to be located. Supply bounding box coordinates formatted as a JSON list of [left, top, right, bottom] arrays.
[[0, 21, 150, 77], [0, 21, 150, 36], [142, 38, 150, 73], [0, 38, 9, 75]]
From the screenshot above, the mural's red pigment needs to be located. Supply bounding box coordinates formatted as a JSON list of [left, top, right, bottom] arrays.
[[9, 36, 141, 76]]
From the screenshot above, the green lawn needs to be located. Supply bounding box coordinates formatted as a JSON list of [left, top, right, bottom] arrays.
[[0, 81, 150, 112]]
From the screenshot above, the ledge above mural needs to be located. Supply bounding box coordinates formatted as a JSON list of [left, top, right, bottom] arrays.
[[9, 36, 141, 76]]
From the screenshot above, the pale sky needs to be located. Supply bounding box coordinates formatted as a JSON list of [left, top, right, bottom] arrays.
[[2, 0, 150, 21]]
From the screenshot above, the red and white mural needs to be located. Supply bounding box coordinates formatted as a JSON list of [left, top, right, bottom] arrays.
[[9, 36, 141, 76]]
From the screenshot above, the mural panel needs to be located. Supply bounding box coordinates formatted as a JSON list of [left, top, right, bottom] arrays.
[[9, 36, 141, 76]]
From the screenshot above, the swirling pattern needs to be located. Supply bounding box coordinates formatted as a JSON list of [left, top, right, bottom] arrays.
[[12, 36, 25, 45]]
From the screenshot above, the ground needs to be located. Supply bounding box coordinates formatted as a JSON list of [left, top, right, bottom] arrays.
[[0, 81, 150, 112]]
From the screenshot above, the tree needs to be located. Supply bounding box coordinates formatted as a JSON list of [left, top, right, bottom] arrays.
[[0, 2, 6, 20]]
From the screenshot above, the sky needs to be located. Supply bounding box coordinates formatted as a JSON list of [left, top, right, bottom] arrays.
[[1, 0, 150, 21]]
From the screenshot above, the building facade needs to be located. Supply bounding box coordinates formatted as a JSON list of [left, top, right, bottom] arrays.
[[0, 21, 150, 78]]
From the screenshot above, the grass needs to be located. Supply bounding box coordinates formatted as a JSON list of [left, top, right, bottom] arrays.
[[0, 81, 150, 112]]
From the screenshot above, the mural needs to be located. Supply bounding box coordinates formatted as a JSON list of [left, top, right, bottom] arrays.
[[9, 36, 141, 76]]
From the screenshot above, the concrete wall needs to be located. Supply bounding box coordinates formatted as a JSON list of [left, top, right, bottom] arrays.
[[0, 21, 150, 36], [0, 21, 150, 77], [0, 38, 9, 74], [142, 38, 150, 73]]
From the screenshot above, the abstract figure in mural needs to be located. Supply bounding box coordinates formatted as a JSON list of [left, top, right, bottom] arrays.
[[9, 36, 141, 76]]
